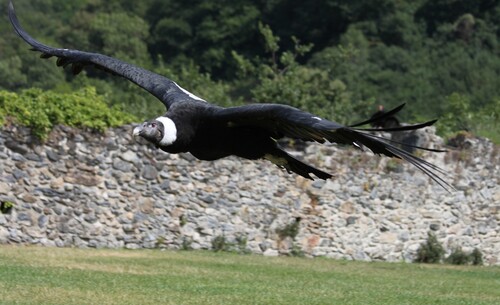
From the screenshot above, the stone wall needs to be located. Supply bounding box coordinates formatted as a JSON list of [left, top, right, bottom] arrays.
[[0, 124, 499, 265]]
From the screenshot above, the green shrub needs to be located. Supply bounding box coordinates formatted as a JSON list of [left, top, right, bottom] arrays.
[[437, 93, 472, 137], [470, 248, 483, 266], [0, 87, 137, 139], [445, 247, 470, 265], [211, 234, 250, 254], [155, 236, 166, 249], [444, 247, 484, 266], [235, 234, 251, 254], [385, 159, 403, 173], [276, 217, 301, 240], [211, 235, 230, 252], [290, 243, 305, 258], [414, 232, 445, 264], [181, 237, 193, 251], [179, 215, 187, 227], [0, 201, 14, 214]]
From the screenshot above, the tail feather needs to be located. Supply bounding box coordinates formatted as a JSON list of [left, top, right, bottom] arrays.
[[353, 119, 437, 133], [335, 128, 454, 191], [265, 150, 332, 180]]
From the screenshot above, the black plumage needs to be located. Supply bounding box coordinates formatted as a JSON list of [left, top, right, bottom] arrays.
[[368, 105, 401, 129], [8, 1, 451, 189]]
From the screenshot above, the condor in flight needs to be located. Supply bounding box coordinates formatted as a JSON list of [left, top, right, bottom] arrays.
[[8, 1, 450, 190]]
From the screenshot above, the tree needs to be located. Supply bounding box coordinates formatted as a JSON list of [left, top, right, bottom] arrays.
[[233, 23, 360, 123]]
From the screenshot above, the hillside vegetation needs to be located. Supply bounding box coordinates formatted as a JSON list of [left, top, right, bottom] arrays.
[[0, 0, 499, 141]]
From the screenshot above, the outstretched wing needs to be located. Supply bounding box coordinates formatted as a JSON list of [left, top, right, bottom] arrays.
[[213, 103, 452, 190], [8, 1, 204, 110]]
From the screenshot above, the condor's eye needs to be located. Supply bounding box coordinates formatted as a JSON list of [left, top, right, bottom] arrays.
[[151, 123, 157, 128]]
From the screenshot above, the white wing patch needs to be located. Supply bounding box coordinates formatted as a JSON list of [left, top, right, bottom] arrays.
[[173, 82, 206, 102], [156, 117, 177, 146], [312, 116, 322, 121]]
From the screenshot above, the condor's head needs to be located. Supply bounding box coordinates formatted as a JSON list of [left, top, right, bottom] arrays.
[[133, 117, 177, 147]]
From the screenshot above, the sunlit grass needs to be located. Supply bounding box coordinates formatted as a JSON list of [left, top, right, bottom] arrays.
[[0, 246, 499, 305]]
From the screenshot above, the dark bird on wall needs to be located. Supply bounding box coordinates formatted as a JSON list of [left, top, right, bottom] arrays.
[[369, 105, 401, 129], [8, 1, 451, 190]]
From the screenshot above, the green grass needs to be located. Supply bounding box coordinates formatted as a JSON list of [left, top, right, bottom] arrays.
[[0, 246, 499, 305]]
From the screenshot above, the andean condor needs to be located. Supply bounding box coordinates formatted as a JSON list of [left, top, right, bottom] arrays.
[[8, 1, 451, 190]]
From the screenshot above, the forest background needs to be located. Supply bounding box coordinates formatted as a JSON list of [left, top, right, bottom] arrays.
[[0, 0, 499, 142]]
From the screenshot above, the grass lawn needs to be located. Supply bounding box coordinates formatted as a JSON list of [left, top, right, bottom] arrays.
[[0, 246, 498, 305]]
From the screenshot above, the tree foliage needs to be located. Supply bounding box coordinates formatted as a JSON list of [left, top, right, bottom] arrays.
[[233, 23, 361, 123], [0, 0, 498, 140]]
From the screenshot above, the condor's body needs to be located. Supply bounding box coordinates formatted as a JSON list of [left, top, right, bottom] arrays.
[[8, 1, 451, 189]]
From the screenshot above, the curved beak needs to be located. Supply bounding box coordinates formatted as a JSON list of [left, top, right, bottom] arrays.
[[133, 124, 143, 138]]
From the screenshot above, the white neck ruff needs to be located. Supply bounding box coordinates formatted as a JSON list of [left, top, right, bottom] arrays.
[[156, 117, 177, 146]]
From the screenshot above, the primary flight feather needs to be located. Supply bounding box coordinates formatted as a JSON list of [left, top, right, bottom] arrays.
[[8, 1, 451, 190]]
